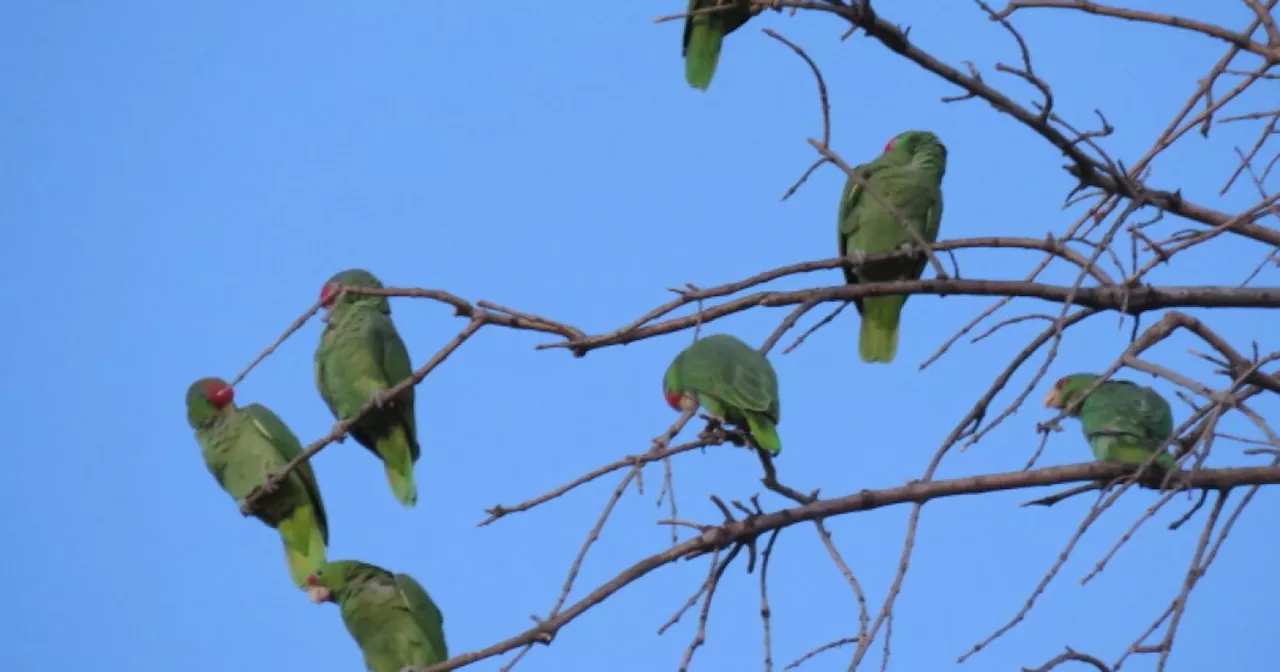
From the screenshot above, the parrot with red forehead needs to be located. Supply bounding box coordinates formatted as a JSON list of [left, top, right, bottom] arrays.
[[662, 334, 781, 455], [314, 268, 421, 508], [1044, 373, 1177, 470], [682, 0, 761, 90], [837, 129, 947, 363], [185, 377, 329, 589], [306, 560, 448, 672]]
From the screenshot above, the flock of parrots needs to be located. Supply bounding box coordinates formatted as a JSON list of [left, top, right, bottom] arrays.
[[182, 8, 1181, 672]]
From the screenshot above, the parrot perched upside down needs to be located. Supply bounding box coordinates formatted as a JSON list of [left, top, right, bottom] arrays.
[[663, 334, 782, 455], [185, 377, 329, 589], [307, 560, 448, 672], [1044, 373, 1177, 471], [837, 130, 948, 364], [314, 268, 422, 508]]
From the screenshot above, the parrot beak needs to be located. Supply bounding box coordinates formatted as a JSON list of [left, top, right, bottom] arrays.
[[679, 392, 699, 413], [306, 586, 332, 604], [1043, 389, 1061, 408]]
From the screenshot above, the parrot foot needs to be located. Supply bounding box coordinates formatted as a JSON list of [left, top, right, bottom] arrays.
[[696, 415, 724, 440], [365, 389, 392, 410], [238, 475, 283, 515]]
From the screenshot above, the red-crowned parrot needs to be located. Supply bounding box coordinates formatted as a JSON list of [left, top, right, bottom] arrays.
[[663, 333, 781, 455], [307, 560, 448, 672], [682, 0, 758, 90], [185, 377, 329, 589], [837, 130, 947, 363], [315, 269, 421, 508], [1045, 373, 1177, 469]]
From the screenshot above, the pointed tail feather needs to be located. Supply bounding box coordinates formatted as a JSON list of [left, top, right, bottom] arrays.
[[744, 411, 782, 456], [375, 423, 419, 507], [685, 23, 724, 91], [859, 295, 905, 363], [278, 504, 327, 589], [384, 462, 418, 508]]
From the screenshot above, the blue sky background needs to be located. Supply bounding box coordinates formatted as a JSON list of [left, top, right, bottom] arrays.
[[3, 1, 1277, 671]]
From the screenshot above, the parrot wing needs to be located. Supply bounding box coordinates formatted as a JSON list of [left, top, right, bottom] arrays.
[[683, 343, 778, 420], [837, 160, 898, 288], [314, 334, 341, 420], [363, 313, 419, 461], [395, 573, 448, 663], [243, 403, 330, 544]]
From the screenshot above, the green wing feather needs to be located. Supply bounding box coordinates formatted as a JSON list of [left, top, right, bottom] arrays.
[[395, 573, 448, 663], [242, 403, 329, 544], [1080, 382, 1176, 468], [366, 313, 419, 461], [679, 335, 782, 454]]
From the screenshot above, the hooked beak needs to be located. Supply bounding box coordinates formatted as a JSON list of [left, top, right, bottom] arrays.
[[306, 586, 332, 604], [679, 392, 699, 413], [1043, 389, 1062, 408]]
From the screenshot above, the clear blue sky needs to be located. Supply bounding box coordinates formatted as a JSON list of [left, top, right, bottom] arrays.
[[3, 2, 1277, 670]]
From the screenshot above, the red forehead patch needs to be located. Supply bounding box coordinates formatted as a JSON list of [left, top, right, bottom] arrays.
[[319, 283, 338, 307], [884, 137, 898, 153], [664, 391, 683, 411], [204, 382, 234, 406], [306, 575, 318, 586]]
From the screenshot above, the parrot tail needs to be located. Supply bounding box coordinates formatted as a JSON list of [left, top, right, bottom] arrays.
[[859, 295, 905, 364], [278, 503, 327, 589], [743, 411, 782, 456], [685, 22, 724, 91], [376, 423, 419, 508]]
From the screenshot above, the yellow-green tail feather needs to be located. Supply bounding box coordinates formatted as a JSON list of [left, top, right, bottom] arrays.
[[859, 295, 905, 363], [685, 23, 724, 91], [377, 423, 418, 508], [278, 503, 327, 589], [744, 411, 781, 456]]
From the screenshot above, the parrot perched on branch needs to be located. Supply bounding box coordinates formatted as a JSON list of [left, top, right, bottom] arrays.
[[663, 333, 782, 455], [307, 560, 448, 672], [1044, 373, 1177, 470], [682, 0, 758, 91], [314, 268, 421, 508], [837, 130, 948, 364], [185, 377, 329, 589]]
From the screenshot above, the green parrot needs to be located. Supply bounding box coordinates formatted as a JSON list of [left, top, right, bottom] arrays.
[[314, 268, 421, 508], [663, 333, 782, 455], [1044, 373, 1177, 470], [682, 0, 757, 91], [837, 130, 948, 363], [185, 377, 329, 589], [307, 560, 448, 672]]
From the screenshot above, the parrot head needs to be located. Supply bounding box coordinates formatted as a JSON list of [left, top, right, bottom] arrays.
[[1044, 373, 1101, 413], [882, 130, 947, 172], [305, 559, 363, 604], [661, 354, 698, 412], [319, 268, 391, 320], [185, 377, 235, 429]]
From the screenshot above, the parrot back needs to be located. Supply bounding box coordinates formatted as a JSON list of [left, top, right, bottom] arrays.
[[1079, 382, 1173, 459], [340, 570, 443, 671]]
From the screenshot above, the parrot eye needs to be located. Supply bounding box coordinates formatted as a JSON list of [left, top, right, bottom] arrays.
[[204, 382, 234, 407], [319, 283, 338, 307]]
